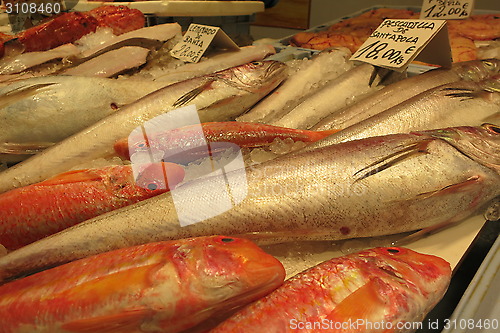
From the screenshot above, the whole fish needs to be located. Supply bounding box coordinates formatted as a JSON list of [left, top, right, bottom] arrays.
[[0, 236, 286, 333], [151, 45, 276, 84], [0, 60, 287, 192], [268, 63, 385, 129], [0, 163, 184, 250], [312, 58, 500, 131], [114, 121, 337, 163], [305, 75, 500, 151], [211, 247, 451, 333], [0, 76, 171, 162], [237, 48, 353, 124], [0, 124, 498, 282]]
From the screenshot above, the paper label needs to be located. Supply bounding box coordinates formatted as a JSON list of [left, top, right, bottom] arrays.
[[420, 0, 474, 20], [170, 24, 239, 63], [350, 19, 451, 71]]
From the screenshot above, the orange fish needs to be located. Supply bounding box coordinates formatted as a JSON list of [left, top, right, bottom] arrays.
[[114, 121, 337, 163], [0, 163, 184, 250], [0, 236, 285, 333], [211, 247, 451, 333]]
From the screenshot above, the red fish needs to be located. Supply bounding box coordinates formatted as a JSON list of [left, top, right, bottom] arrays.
[[11, 5, 144, 53], [0, 236, 285, 333], [114, 121, 338, 163], [211, 247, 451, 333], [0, 162, 184, 250]]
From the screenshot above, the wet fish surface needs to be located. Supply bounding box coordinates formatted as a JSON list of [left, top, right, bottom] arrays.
[[0, 163, 184, 250], [0, 124, 498, 282], [0, 236, 285, 333], [312, 59, 500, 131], [305, 75, 500, 151], [211, 247, 451, 333], [0, 76, 170, 162], [0, 60, 287, 192]]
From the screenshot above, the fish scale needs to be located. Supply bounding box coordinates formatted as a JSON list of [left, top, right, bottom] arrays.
[[0, 60, 287, 193], [0, 125, 498, 283], [210, 247, 451, 333]]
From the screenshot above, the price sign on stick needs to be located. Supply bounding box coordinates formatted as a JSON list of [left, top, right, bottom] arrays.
[[171, 24, 239, 63], [350, 19, 451, 72], [420, 0, 474, 20]]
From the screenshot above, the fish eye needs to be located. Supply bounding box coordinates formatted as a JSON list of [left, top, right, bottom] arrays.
[[147, 183, 158, 191], [135, 142, 147, 148], [483, 123, 500, 134], [251, 61, 263, 66], [221, 237, 234, 243], [386, 248, 400, 254]]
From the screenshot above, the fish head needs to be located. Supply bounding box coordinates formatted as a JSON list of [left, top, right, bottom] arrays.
[[421, 124, 500, 174], [189, 236, 285, 311], [456, 59, 500, 81], [365, 247, 451, 299], [108, 163, 185, 198], [222, 60, 288, 92]]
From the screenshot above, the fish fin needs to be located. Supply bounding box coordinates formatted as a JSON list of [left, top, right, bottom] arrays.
[[326, 279, 384, 322], [414, 175, 482, 200], [353, 140, 432, 181], [0, 82, 56, 109], [0, 142, 54, 155], [172, 80, 214, 108], [36, 169, 103, 186], [61, 308, 152, 333]]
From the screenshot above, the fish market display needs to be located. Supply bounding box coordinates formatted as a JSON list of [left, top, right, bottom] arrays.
[[237, 48, 353, 124], [1, 124, 498, 281], [0, 60, 287, 192], [0, 163, 184, 250], [211, 247, 451, 333], [0, 236, 286, 333], [312, 59, 500, 131], [290, 8, 500, 62], [306, 75, 500, 151], [268, 63, 385, 129], [114, 121, 337, 164], [0, 76, 171, 163]]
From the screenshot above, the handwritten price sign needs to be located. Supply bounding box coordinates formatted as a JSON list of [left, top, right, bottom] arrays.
[[420, 0, 474, 20], [351, 19, 449, 71], [170, 24, 239, 63]]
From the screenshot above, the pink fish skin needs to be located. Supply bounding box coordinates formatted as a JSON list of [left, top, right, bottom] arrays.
[[114, 121, 338, 164], [0, 236, 285, 333], [211, 247, 451, 333], [0, 162, 184, 250]]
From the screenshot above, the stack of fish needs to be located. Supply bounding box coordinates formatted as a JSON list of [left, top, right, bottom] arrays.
[[0, 7, 499, 331]]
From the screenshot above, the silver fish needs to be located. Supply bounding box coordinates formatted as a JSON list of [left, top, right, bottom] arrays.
[[312, 59, 500, 131], [268, 63, 385, 129], [0, 76, 170, 162], [1, 124, 498, 282], [304, 75, 500, 151], [237, 48, 353, 123], [0, 61, 288, 192]]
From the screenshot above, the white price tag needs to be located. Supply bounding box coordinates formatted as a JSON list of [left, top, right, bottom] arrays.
[[420, 0, 474, 20], [170, 24, 239, 63], [350, 19, 451, 72]]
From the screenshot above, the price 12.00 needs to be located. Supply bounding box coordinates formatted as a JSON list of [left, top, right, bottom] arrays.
[[353, 40, 415, 66]]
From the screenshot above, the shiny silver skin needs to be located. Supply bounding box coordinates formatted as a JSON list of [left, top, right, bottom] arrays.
[[0, 124, 498, 282], [0, 61, 288, 193], [312, 59, 500, 131], [304, 75, 500, 151]]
